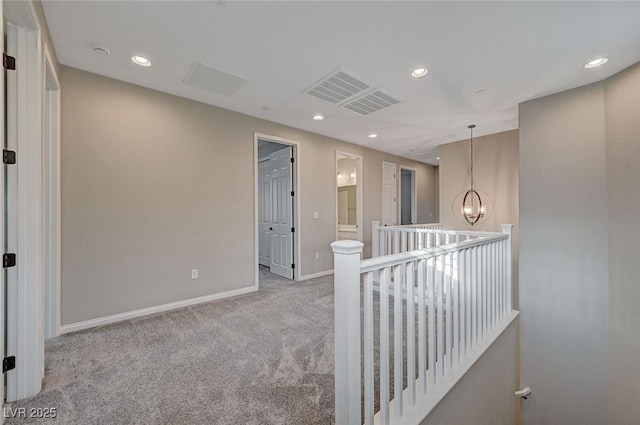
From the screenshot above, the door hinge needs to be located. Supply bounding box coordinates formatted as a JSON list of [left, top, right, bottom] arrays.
[[3, 53, 16, 70], [290, 191, 294, 197], [291, 227, 295, 233], [3, 149, 16, 164], [290, 157, 294, 163], [3, 356, 15, 373], [3, 253, 16, 268], [291, 263, 295, 270]]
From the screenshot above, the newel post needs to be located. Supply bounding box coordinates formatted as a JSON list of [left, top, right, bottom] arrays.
[[501, 224, 514, 311], [371, 220, 380, 258], [331, 240, 364, 425]]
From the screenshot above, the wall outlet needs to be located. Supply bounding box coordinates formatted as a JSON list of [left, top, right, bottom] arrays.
[[191, 269, 198, 279], [313, 212, 320, 219], [315, 252, 320, 260]]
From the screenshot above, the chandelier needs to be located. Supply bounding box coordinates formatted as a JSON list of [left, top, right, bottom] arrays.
[[461, 124, 486, 225]]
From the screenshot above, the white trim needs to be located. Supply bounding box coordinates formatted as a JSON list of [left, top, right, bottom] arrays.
[[382, 161, 398, 226], [335, 151, 363, 242], [43, 43, 61, 341], [59, 286, 259, 335], [298, 269, 334, 281], [399, 165, 418, 225], [4, 13, 44, 401], [0, 0, 5, 413], [253, 132, 301, 281]]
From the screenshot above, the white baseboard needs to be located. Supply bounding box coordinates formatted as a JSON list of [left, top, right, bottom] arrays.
[[298, 269, 333, 281], [59, 285, 258, 335]]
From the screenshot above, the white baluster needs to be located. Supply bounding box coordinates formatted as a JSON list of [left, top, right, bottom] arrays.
[[393, 230, 400, 254], [364, 271, 374, 425], [436, 255, 444, 379], [418, 258, 427, 394], [372, 221, 380, 258], [502, 224, 513, 312], [393, 264, 404, 416], [427, 256, 436, 386], [380, 266, 390, 425], [406, 261, 416, 406], [331, 240, 364, 425]]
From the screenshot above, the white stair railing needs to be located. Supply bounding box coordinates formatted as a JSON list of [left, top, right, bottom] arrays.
[[371, 221, 494, 258], [332, 224, 515, 425]]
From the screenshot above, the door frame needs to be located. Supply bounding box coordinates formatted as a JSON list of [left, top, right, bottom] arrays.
[[335, 151, 363, 242], [381, 160, 397, 226], [43, 43, 61, 341], [4, 0, 45, 401], [253, 133, 300, 283], [398, 165, 417, 225]]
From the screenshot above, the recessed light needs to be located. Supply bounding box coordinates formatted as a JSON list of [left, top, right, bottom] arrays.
[[584, 57, 608, 69], [313, 114, 324, 121], [92, 46, 111, 56], [368, 133, 378, 139], [411, 67, 428, 78], [436, 157, 440, 160], [131, 56, 151, 67]]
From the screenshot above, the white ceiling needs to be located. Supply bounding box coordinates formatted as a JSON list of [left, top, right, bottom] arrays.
[[42, 1, 640, 165]]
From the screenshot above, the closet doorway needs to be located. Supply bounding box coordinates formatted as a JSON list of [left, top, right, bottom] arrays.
[[255, 134, 299, 283]]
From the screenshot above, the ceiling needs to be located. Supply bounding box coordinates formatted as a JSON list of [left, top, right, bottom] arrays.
[[42, 1, 640, 165]]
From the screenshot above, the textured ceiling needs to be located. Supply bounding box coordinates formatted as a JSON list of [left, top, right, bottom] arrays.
[[43, 1, 640, 164]]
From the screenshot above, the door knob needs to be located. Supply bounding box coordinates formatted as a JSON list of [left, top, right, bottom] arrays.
[[269, 227, 273, 231]]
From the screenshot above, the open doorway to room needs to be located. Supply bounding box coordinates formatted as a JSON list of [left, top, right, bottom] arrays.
[[399, 166, 417, 225], [254, 134, 299, 288], [335, 151, 363, 242]]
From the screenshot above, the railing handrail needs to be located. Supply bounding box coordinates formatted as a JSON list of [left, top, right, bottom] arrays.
[[380, 223, 443, 228], [361, 232, 508, 273], [333, 224, 514, 425]]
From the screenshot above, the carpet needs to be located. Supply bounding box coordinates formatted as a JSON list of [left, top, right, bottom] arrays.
[[6, 268, 336, 425]]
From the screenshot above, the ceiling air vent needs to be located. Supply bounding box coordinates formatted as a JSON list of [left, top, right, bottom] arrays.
[[341, 89, 400, 116], [182, 61, 248, 97], [302, 68, 372, 105]]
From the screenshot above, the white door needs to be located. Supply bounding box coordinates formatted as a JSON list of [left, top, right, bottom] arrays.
[[382, 161, 397, 226], [269, 147, 294, 279], [258, 160, 271, 266]]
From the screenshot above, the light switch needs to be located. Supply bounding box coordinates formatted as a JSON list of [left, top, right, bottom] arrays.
[[313, 212, 320, 219]]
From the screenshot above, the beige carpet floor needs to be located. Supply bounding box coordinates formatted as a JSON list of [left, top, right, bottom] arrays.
[[6, 267, 336, 425]]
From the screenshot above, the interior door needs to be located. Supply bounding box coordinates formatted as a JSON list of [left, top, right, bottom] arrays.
[[258, 160, 271, 266], [269, 147, 293, 279], [382, 161, 397, 226]]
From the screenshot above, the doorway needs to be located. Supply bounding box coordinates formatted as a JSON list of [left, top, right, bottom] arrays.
[[335, 151, 362, 242], [254, 134, 299, 284], [399, 166, 417, 225]]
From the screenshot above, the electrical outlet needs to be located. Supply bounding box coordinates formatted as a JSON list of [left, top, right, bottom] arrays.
[[315, 252, 320, 260], [191, 269, 198, 279], [313, 212, 320, 219]]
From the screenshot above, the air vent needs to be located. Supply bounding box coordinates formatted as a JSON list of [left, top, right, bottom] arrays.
[[341, 90, 400, 116], [182, 61, 248, 97], [302, 68, 372, 104]]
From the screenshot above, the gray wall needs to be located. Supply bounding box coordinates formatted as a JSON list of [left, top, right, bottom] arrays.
[[519, 64, 640, 424], [422, 319, 518, 425], [60, 66, 437, 324], [604, 63, 640, 425]]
